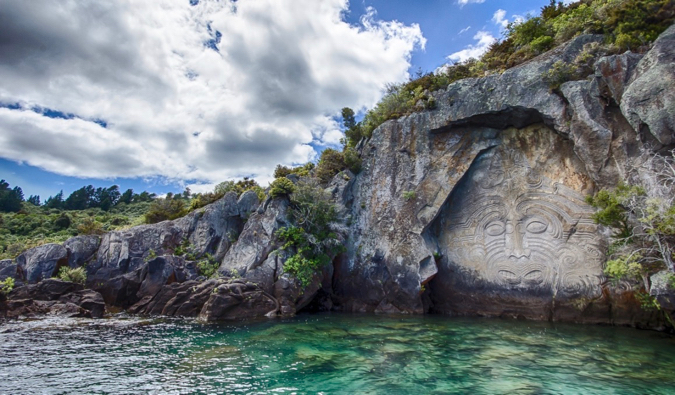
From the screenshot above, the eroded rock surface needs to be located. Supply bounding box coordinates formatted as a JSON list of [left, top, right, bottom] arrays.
[[4, 25, 675, 327]]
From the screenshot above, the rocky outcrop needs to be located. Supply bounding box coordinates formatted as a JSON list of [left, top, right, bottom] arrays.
[[3, 25, 675, 328], [621, 24, 675, 146], [1, 279, 105, 319], [16, 243, 68, 283], [331, 25, 675, 328]]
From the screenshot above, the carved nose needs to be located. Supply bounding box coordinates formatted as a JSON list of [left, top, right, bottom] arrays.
[[505, 223, 531, 259]]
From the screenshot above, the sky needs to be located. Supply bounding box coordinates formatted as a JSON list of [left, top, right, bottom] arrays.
[[0, 0, 574, 200]]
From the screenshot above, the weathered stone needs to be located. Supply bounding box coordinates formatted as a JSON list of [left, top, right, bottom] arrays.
[[650, 271, 675, 312], [430, 129, 604, 319], [16, 244, 68, 283], [0, 259, 17, 281], [143, 280, 216, 316], [4, 299, 90, 319], [219, 198, 290, 285], [561, 80, 615, 183], [621, 24, 675, 146], [8, 279, 82, 301], [237, 190, 260, 219], [175, 191, 243, 262], [64, 235, 100, 268], [594, 52, 643, 104], [59, 289, 106, 318], [199, 280, 278, 321]]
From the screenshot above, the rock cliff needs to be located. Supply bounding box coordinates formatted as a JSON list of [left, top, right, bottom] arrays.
[[3, 25, 675, 327]]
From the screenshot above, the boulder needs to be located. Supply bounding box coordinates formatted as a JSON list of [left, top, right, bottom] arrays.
[[16, 244, 68, 283], [237, 189, 260, 219], [8, 279, 82, 301], [64, 235, 100, 268], [130, 280, 216, 316], [0, 259, 17, 281], [59, 289, 106, 318], [4, 299, 90, 319], [219, 197, 290, 289], [199, 280, 278, 321], [621, 24, 675, 146]]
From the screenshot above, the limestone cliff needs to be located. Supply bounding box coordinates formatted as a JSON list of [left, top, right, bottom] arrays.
[[3, 25, 675, 327]]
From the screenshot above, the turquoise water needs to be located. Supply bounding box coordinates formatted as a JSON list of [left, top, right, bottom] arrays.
[[1, 314, 675, 394]]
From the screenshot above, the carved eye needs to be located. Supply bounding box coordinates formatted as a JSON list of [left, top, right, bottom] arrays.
[[485, 221, 505, 236], [526, 220, 548, 234]]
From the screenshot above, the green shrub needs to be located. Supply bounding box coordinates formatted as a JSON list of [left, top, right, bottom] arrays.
[[269, 177, 296, 198], [274, 163, 315, 178], [343, 147, 362, 174], [57, 266, 86, 285], [53, 214, 71, 230], [145, 197, 187, 224], [196, 253, 219, 278], [1, 277, 14, 295], [402, 190, 416, 201], [542, 60, 579, 90], [276, 180, 346, 287], [316, 149, 346, 184], [77, 217, 105, 235], [530, 35, 555, 53]]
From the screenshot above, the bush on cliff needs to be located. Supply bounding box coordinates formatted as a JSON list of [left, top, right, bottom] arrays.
[[1, 277, 14, 295], [190, 177, 266, 211], [145, 195, 187, 224], [351, 0, 675, 136], [269, 177, 296, 198], [56, 266, 87, 285], [276, 180, 347, 287], [274, 163, 315, 179], [587, 151, 675, 293]]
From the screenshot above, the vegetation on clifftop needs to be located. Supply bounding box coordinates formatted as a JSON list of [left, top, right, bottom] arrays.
[[340, 0, 675, 146]]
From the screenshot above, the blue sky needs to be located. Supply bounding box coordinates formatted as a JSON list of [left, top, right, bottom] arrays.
[[0, 0, 563, 201]]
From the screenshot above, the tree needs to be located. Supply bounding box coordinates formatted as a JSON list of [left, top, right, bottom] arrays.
[[119, 189, 134, 205], [587, 149, 675, 291], [44, 190, 64, 209], [315, 149, 346, 184], [0, 180, 24, 212], [342, 107, 364, 148], [27, 195, 41, 206]]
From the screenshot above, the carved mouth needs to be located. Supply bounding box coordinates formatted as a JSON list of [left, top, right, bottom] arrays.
[[497, 270, 521, 284], [522, 270, 544, 284]]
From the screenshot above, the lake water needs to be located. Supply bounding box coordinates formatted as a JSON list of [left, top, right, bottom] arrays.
[[1, 314, 674, 394]]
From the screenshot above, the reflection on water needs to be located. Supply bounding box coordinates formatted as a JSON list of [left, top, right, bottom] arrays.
[[1, 314, 674, 394]]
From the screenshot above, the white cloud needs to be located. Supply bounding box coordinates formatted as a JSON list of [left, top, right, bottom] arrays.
[[446, 31, 496, 63], [0, 0, 424, 186], [457, 0, 486, 6], [459, 26, 472, 34], [492, 9, 508, 29]]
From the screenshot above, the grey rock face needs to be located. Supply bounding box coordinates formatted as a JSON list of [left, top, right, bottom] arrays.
[[621, 24, 675, 146], [175, 192, 243, 262], [237, 190, 260, 219], [64, 235, 100, 268], [16, 244, 68, 283], [8, 279, 82, 301], [199, 279, 278, 321], [650, 271, 675, 312], [431, 129, 605, 319], [335, 26, 675, 323], [0, 259, 17, 281], [59, 289, 106, 318], [219, 198, 290, 288], [594, 52, 643, 104]]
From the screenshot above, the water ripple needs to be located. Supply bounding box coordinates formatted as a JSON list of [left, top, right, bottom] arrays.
[[1, 314, 675, 394]]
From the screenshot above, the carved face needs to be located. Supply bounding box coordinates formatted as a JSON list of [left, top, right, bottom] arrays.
[[442, 149, 603, 297]]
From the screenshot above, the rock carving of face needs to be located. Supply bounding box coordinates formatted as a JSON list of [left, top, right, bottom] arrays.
[[443, 149, 603, 297]]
